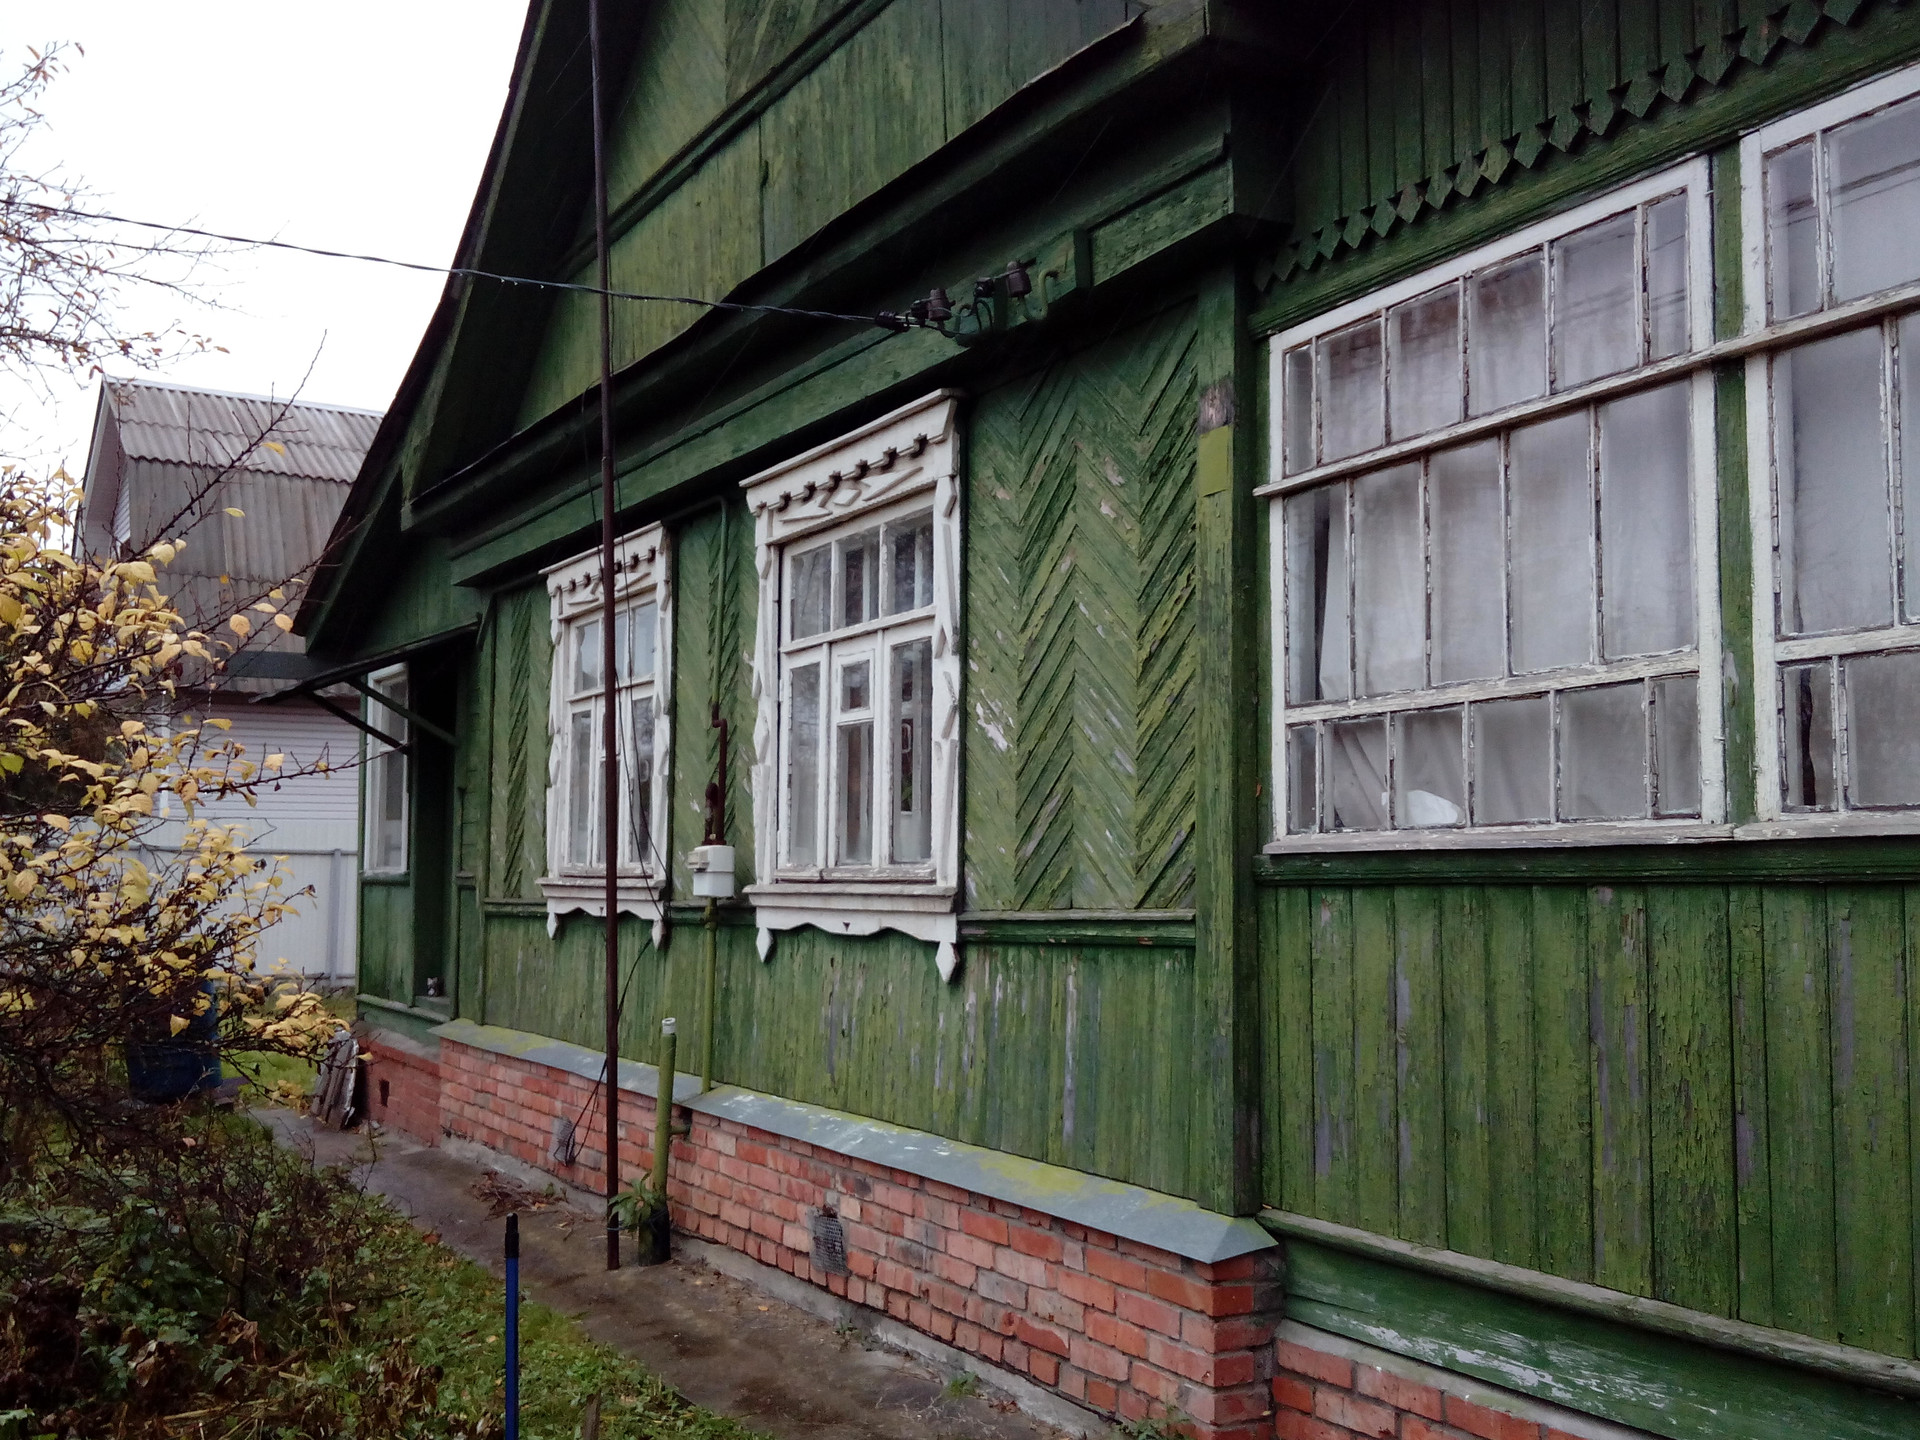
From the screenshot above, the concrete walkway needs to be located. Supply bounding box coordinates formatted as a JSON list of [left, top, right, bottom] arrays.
[[261, 1111, 1086, 1440]]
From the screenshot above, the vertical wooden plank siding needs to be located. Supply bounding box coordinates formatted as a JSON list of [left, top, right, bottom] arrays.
[[1441, 885, 1494, 1257], [1763, 887, 1838, 1339], [1532, 884, 1594, 1283], [1729, 883, 1776, 1326], [1485, 885, 1538, 1270], [1649, 885, 1738, 1318], [1394, 886, 1448, 1247], [1590, 884, 1654, 1297], [1828, 888, 1914, 1354], [1258, 878, 1920, 1357]]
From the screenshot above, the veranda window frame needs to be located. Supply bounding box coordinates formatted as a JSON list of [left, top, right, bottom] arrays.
[[1263, 159, 1724, 851], [1741, 58, 1920, 834]]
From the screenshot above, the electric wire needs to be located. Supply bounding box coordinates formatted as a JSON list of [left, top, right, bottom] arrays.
[[2, 198, 896, 327]]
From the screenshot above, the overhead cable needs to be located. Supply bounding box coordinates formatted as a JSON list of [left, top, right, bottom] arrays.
[[1, 198, 899, 328]]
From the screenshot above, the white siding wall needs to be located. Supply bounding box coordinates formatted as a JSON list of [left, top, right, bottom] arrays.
[[156, 698, 362, 981]]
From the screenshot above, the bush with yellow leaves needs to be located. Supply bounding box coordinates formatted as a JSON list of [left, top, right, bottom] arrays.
[[0, 470, 342, 1173]]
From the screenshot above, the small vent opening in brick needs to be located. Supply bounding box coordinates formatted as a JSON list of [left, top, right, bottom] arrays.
[[811, 1205, 849, 1275]]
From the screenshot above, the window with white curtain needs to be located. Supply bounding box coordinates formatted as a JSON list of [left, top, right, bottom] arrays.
[[1744, 61, 1920, 823], [362, 664, 409, 874], [540, 526, 673, 924], [1264, 162, 1719, 844]]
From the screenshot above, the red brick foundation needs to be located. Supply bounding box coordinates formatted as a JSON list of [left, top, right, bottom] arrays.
[[359, 1030, 442, 1145], [383, 1027, 1635, 1440]]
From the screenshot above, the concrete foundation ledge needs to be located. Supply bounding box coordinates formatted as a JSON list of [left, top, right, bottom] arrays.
[[431, 1017, 1274, 1266]]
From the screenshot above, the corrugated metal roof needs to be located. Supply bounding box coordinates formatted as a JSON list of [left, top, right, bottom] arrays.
[[103, 378, 380, 483]]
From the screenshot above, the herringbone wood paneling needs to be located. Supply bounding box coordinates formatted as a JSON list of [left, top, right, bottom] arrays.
[[967, 305, 1198, 912]]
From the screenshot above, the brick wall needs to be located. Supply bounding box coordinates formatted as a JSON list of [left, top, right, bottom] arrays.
[[418, 1031, 1632, 1440], [359, 1030, 442, 1145], [1272, 1339, 1633, 1440]]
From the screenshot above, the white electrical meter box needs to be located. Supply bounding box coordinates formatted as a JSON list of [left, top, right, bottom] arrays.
[[687, 844, 736, 898]]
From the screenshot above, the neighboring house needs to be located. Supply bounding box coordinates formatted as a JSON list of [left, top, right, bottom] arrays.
[[77, 378, 378, 983], [297, 4, 1920, 1438]]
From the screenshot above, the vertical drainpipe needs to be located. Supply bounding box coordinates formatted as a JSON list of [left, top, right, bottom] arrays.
[[587, 0, 622, 1273]]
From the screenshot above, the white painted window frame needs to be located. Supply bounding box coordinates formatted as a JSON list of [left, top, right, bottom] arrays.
[[744, 391, 963, 980], [539, 525, 674, 936], [1263, 159, 1724, 851], [361, 663, 410, 876], [1740, 58, 1920, 836]]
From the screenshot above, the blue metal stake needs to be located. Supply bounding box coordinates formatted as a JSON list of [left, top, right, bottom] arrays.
[[505, 1213, 520, 1440]]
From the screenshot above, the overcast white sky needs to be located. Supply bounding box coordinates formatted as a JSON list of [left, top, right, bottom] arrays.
[[2, 2, 528, 470]]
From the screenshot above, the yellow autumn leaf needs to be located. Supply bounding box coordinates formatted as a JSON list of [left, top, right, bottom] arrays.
[[228, 614, 251, 638], [168, 1014, 190, 1036], [261, 440, 286, 455], [223, 507, 244, 518]]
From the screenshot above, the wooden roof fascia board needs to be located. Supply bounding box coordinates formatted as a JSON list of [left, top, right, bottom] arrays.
[[407, 7, 1222, 535], [72, 383, 121, 557], [299, 461, 406, 651]]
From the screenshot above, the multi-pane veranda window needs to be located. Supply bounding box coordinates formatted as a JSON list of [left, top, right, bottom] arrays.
[[1264, 163, 1717, 839], [559, 597, 660, 870], [362, 665, 408, 873], [1746, 63, 1920, 821], [779, 498, 935, 873]]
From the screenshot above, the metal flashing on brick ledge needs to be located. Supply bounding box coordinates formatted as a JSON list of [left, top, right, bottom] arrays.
[[433, 1018, 1274, 1265]]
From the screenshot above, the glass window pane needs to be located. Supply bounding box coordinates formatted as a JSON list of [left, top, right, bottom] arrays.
[[1599, 382, 1695, 658], [1469, 252, 1547, 416], [1354, 463, 1425, 696], [1552, 213, 1639, 388], [1766, 140, 1819, 320], [1388, 285, 1462, 440], [574, 617, 601, 695], [1283, 345, 1314, 474], [1652, 674, 1701, 817], [1646, 194, 1690, 361], [837, 721, 874, 864], [568, 708, 595, 866], [627, 601, 657, 680], [1509, 412, 1594, 672], [1286, 725, 1318, 833], [1326, 717, 1389, 831], [787, 663, 821, 864], [1560, 682, 1648, 820], [1781, 660, 1836, 810], [891, 639, 933, 862], [1319, 320, 1385, 462], [1393, 707, 1465, 827], [840, 528, 880, 628], [1471, 694, 1552, 823], [1830, 96, 1920, 303], [886, 513, 935, 614], [790, 546, 831, 640], [841, 659, 871, 712], [1775, 329, 1892, 635], [1901, 314, 1920, 623], [1429, 440, 1505, 683], [1284, 485, 1351, 702], [628, 695, 654, 865], [1844, 649, 1920, 807]]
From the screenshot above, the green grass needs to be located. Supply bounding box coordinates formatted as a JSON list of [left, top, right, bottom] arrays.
[[229, 989, 354, 1107], [353, 1200, 769, 1440]]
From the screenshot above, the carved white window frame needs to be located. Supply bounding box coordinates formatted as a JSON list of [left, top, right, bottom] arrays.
[[744, 391, 963, 980], [539, 524, 673, 937]]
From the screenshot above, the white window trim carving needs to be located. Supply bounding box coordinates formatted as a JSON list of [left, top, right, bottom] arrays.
[[743, 391, 963, 979], [540, 524, 673, 939], [1739, 58, 1920, 835], [1263, 159, 1724, 850]]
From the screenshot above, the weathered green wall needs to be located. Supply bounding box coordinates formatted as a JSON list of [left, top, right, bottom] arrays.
[[966, 302, 1199, 911], [518, 0, 1133, 423], [1259, 875, 1920, 1359]]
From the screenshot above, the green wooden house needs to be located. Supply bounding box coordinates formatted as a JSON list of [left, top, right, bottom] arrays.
[[295, 2, 1920, 1435]]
